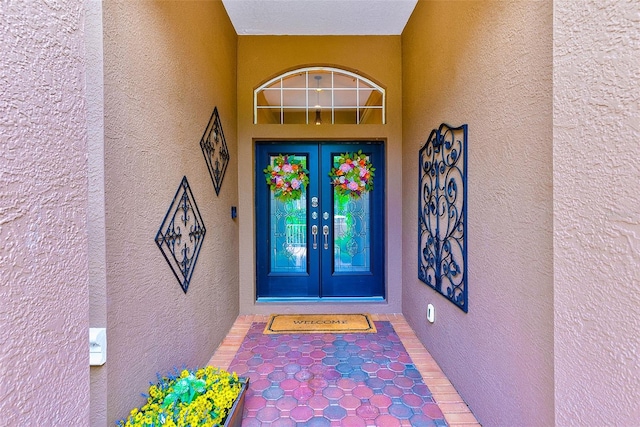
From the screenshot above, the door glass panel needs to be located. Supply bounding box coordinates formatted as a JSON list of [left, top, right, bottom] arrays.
[[270, 155, 307, 273], [333, 189, 370, 273]]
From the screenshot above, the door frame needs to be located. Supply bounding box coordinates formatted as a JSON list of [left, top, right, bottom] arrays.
[[255, 140, 386, 303]]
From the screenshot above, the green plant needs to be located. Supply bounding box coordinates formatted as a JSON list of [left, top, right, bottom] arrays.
[[162, 374, 206, 408], [116, 366, 243, 427]]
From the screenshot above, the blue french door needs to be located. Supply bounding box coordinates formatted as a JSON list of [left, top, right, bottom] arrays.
[[256, 142, 385, 300]]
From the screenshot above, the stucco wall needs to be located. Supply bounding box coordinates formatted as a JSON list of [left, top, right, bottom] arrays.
[[102, 2, 238, 424], [85, 0, 108, 424], [554, 0, 640, 424], [0, 1, 89, 424], [237, 36, 403, 315], [402, 2, 554, 425]]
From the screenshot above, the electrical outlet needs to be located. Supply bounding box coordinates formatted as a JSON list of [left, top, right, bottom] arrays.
[[426, 304, 435, 323]]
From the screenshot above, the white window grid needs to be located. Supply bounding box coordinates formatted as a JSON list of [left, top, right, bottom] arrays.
[[254, 67, 386, 125]]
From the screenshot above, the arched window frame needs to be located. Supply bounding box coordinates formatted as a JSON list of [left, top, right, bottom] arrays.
[[254, 67, 386, 125]]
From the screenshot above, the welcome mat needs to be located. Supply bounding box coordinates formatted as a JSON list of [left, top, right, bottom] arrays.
[[263, 314, 377, 334]]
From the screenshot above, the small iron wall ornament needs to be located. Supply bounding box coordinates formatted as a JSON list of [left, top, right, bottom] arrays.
[[418, 123, 468, 312], [155, 176, 206, 293], [200, 107, 229, 196]]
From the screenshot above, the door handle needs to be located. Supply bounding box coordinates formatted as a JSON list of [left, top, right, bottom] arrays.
[[311, 225, 318, 249], [323, 225, 329, 250]]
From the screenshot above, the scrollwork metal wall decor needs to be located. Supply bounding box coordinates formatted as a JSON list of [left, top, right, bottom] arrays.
[[418, 123, 468, 312], [155, 176, 206, 293], [200, 107, 229, 196]]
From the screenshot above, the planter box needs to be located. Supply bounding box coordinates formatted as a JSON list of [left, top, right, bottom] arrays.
[[224, 377, 249, 427]]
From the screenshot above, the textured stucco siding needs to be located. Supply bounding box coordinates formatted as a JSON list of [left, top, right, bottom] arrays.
[[102, 2, 238, 424], [402, 2, 554, 425], [0, 1, 89, 424], [553, 0, 640, 424], [85, 0, 108, 424]]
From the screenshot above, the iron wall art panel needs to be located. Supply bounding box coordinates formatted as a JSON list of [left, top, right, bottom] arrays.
[[200, 107, 230, 196], [418, 123, 468, 312], [155, 176, 206, 293]]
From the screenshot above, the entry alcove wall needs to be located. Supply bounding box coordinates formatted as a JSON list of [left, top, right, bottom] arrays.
[[401, 2, 554, 426], [237, 36, 403, 315], [99, 2, 239, 425]]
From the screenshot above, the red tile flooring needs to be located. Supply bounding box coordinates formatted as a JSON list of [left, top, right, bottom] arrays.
[[208, 314, 480, 426]]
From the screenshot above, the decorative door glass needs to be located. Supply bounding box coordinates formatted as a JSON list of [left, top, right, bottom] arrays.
[[269, 155, 308, 273], [333, 181, 370, 273]]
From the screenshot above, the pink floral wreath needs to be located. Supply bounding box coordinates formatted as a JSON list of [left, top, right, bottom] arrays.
[[329, 151, 375, 199], [264, 154, 310, 202]]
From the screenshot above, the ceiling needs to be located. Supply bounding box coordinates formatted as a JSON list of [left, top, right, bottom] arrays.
[[221, 0, 418, 35]]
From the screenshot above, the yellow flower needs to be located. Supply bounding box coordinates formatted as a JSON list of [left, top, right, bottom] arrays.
[[119, 367, 242, 427]]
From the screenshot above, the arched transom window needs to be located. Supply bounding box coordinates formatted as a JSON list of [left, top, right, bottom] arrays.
[[254, 67, 385, 125]]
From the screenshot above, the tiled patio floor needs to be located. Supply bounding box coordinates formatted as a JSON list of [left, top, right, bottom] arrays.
[[208, 314, 479, 426]]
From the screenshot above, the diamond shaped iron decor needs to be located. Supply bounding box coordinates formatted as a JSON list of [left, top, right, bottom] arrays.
[[155, 176, 206, 293], [200, 107, 229, 196]]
